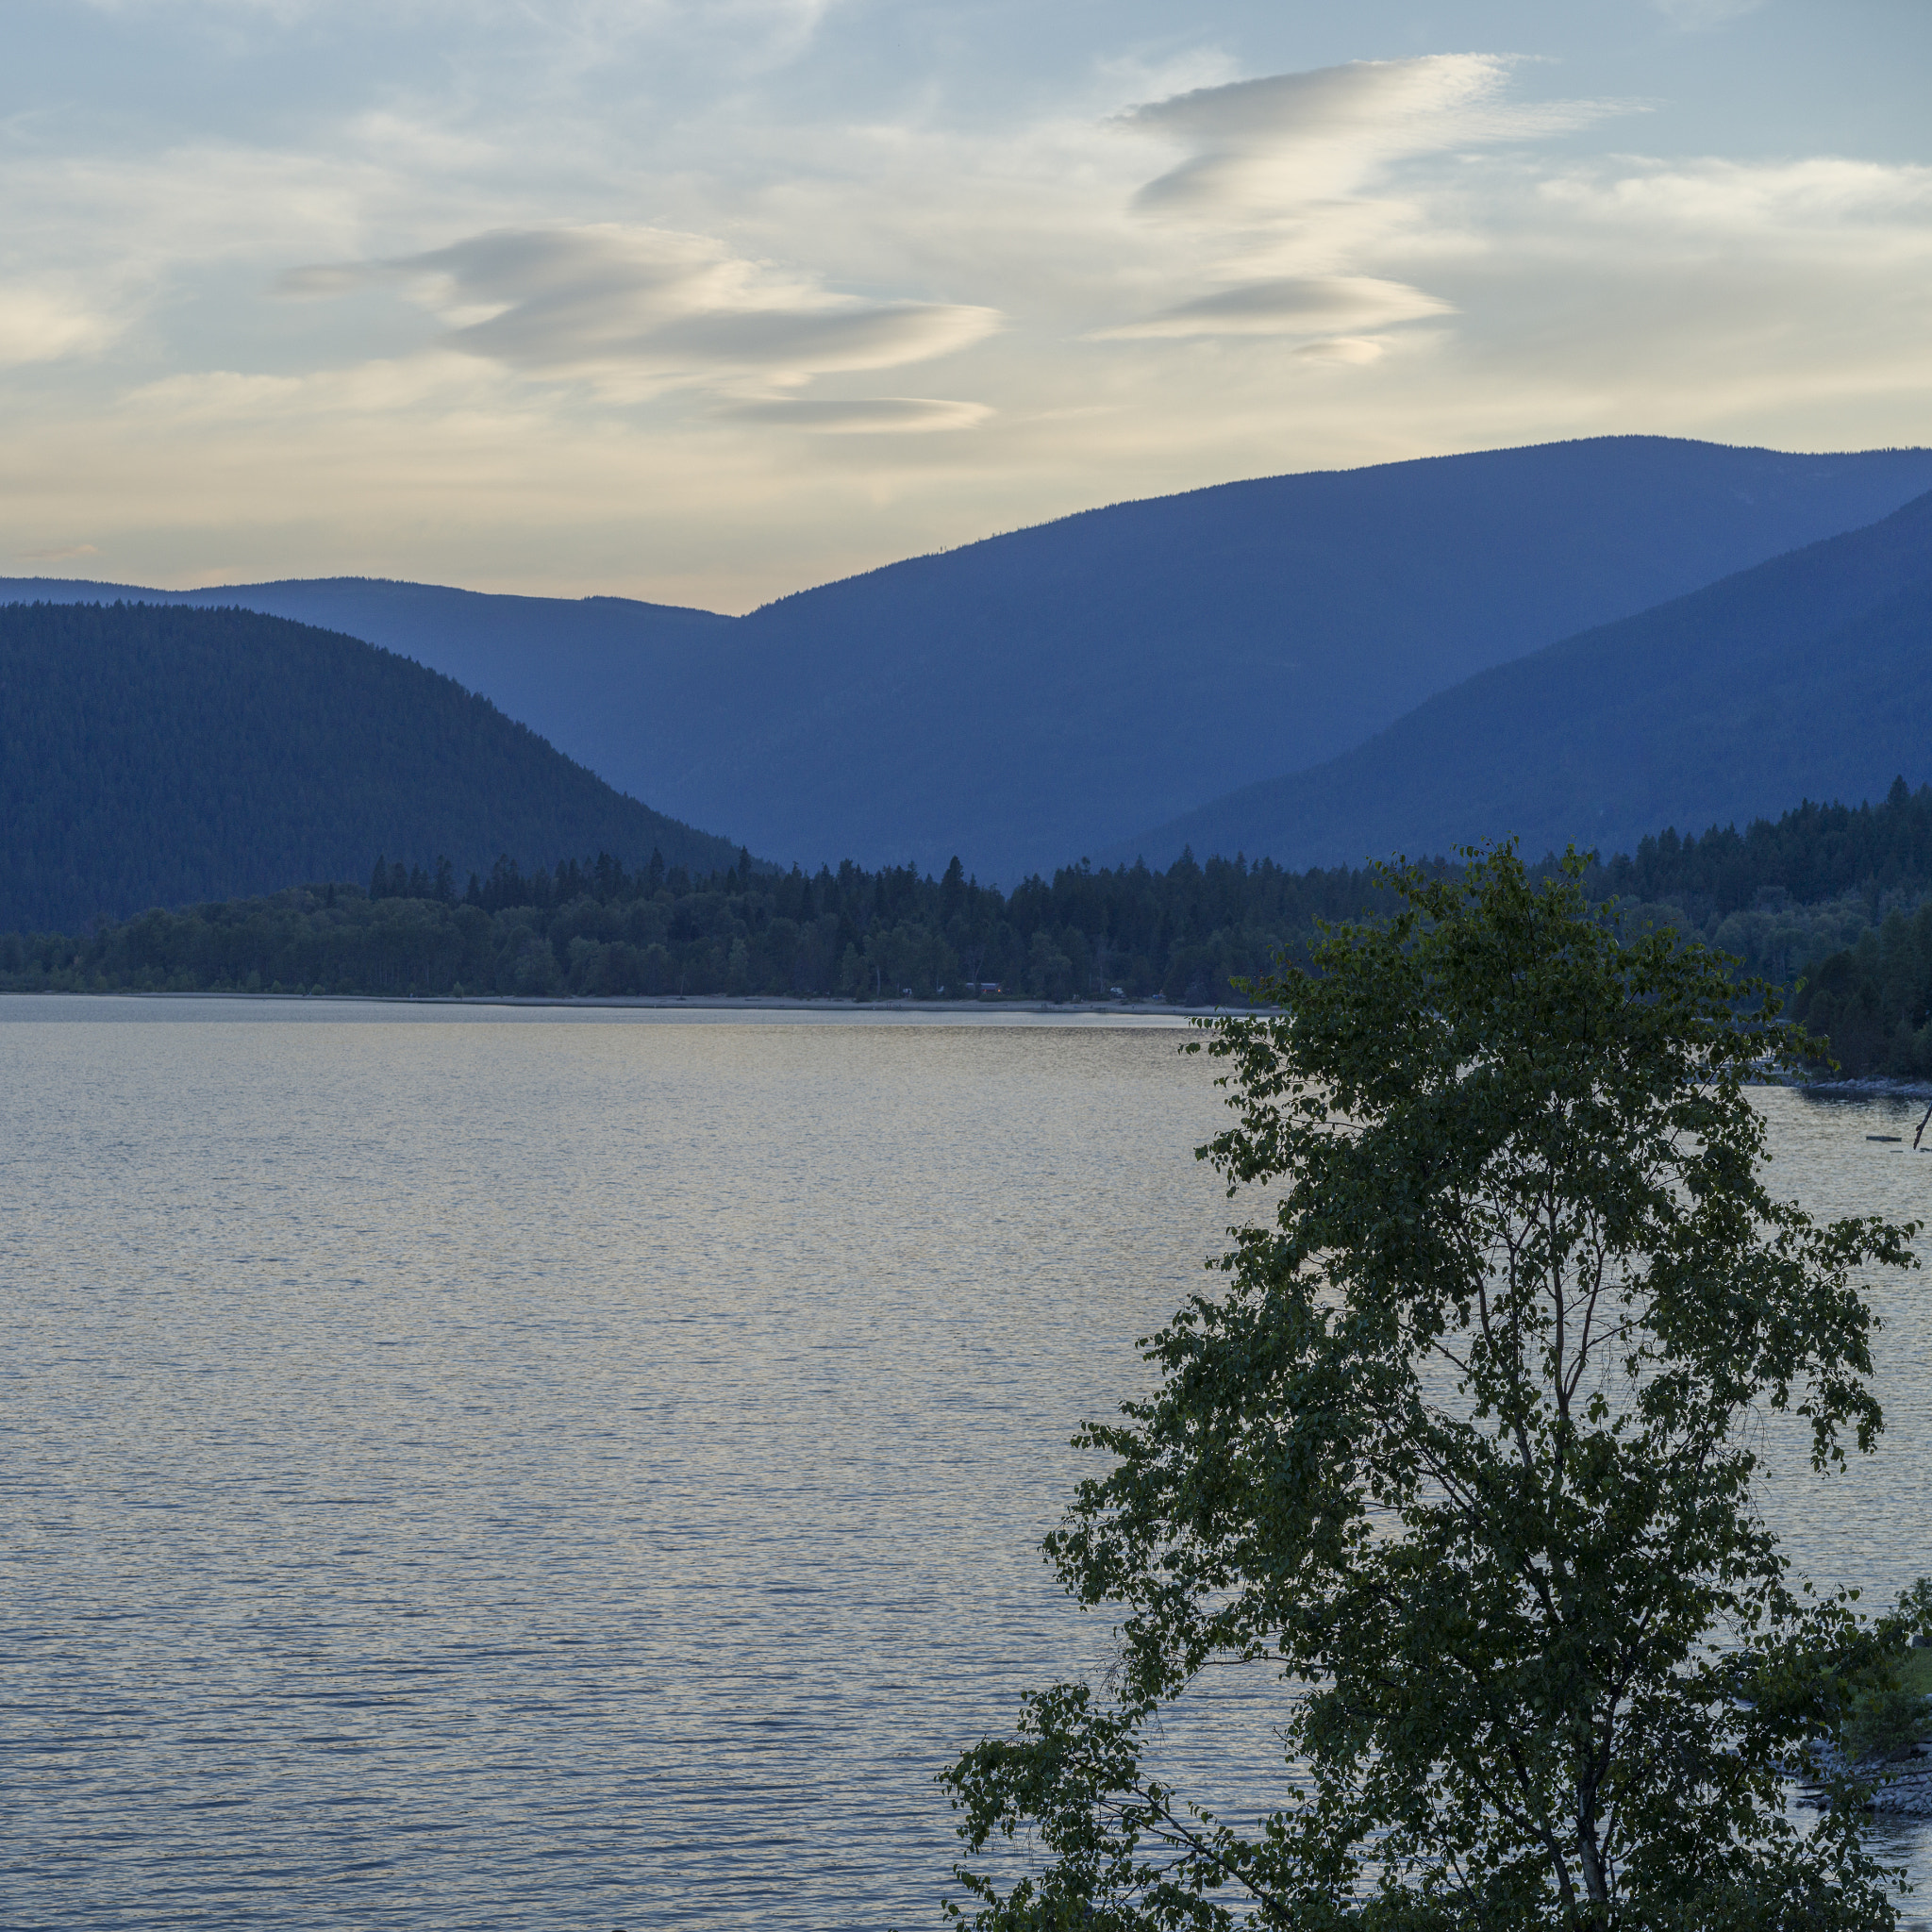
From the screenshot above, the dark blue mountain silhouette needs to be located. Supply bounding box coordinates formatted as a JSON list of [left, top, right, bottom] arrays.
[[11, 435, 1932, 880], [1116, 485, 1932, 872], [0, 602, 741, 933]]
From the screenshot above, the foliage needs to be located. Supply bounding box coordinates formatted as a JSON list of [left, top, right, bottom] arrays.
[[1830, 1597, 1932, 1768], [1565, 777, 1932, 1076], [1783, 902, 1932, 1081], [1585, 778, 1932, 923], [1843, 1683, 1932, 1766], [0, 846, 1411, 1004], [942, 845, 1919, 1929], [0, 599, 736, 932]]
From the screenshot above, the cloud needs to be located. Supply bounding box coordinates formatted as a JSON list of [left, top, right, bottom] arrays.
[[8, 15, 1932, 612], [15, 541, 100, 561], [721, 397, 991, 432], [119, 350, 542, 434], [1119, 56, 1629, 220], [1094, 275, 1452, 340], [276, 263, 372, 298], [285, 225, 1001, 401], [635, 306, 992, 374], [1537, 156, 1932, 233], [1292, 337, 1389, 366], [1087, 57, 1631, 359], [1650, 0, 1766, 27], [0, 288, 117, 366]]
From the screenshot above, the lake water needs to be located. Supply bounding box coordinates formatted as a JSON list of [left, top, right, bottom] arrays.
[[5, 996, 1930, 1928]]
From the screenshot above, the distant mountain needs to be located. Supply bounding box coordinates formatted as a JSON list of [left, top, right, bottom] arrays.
[[0, 577, 732, 824], [0, 602, 741, 932], [11, 436, 1932, 881], [1114, 487, 1932, 872]]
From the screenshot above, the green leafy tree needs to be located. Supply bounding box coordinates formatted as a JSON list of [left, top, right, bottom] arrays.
[[943, 846, 1920, 1930]]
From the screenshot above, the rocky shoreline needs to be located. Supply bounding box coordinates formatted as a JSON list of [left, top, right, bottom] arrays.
[[1799, 1745, 1932, 1818], [1796, 1074, 1932, 1101], [1866, 1760, 1932, 1816]]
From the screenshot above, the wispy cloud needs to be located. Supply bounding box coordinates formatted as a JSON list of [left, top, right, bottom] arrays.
[[284, 225, 1001, 405], [721, 396, 991, 432], [1119, 57, 1629, 219], [15, 541, 101, 561], [1536, 156, 1932, 232], [5, 8, 1931, 608], [0, 288, 120, 366], [1649, 0, 1767, 28], [1094, 275, 1452, 340], [1087, 58, 1639, 361]]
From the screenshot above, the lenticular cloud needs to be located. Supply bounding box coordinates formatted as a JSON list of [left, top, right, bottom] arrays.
[[1095, 275, 1453, 341], [279, 224, 1000, 405], [1120, 56, 1625, 218]]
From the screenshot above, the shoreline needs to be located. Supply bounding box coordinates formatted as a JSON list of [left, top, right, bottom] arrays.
[[1796, 1075, 1932, 1101], [0, 987, 1241, 1019]]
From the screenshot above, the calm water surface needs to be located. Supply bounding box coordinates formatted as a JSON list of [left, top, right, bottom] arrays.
[[4, 997, 1930, 1927]]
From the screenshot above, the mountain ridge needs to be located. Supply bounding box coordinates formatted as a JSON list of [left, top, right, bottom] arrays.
[[1113, 485, 1932, 873], [0, 600, 741, 932], [12, 435, 1932, 881]]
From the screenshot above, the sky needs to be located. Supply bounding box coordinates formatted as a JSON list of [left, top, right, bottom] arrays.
[[6, 0, 1932, 611]]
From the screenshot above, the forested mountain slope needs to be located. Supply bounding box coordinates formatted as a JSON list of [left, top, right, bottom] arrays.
[[14, 776, 1932, 1075], [0, 602, 740, 932], [1121, 486, 1932, 873], [9, 437, 1932, 880], [0, 575, 730, 825]]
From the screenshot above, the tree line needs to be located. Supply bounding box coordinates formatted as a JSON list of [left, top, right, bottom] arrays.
[[1574, 776, 1932, 1079], [14, 777, 1932, 1072], [0, 847, 1417, 1006], [1783, 899, 1932, 1082], [1585, 775, 1932, 919]]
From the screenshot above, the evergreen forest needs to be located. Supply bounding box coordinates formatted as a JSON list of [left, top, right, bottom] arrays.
[[0, 600, 739, 932], [13, 746, 1932, 1077], [1581, 777, 1932, 1077], [0, 845, 1400, 1006]]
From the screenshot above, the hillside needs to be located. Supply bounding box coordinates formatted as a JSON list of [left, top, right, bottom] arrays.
[[10, 436, 1932, 881], [0, 602, 741, 933], [0, 578, 733, 822], [16, 777, 1932, 1052], [1119, 487, 1932, 873]]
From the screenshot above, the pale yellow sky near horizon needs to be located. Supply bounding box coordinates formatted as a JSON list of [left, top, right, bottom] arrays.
[[6, 1, 1932, 612]]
